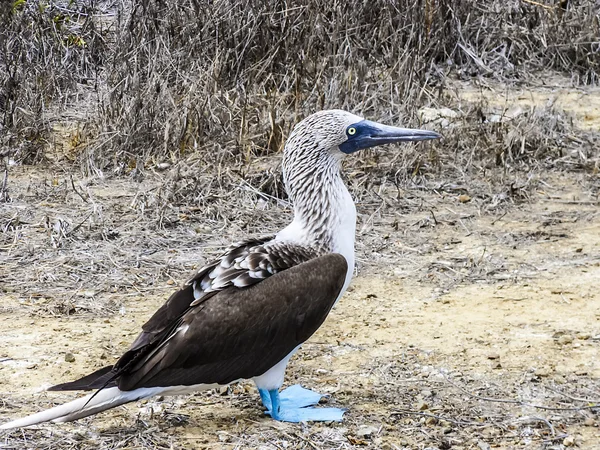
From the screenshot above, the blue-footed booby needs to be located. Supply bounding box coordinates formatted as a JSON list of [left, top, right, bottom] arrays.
[[1, 110, 440, 429]]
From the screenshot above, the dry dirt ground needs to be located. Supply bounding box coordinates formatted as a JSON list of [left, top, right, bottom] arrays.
[[1, 82, 600, 450]]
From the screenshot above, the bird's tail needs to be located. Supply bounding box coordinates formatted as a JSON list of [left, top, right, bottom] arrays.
[[0, 387, 157, 429]]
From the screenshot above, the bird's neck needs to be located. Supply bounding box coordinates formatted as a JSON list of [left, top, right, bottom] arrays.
[[277, 155, 357, 265]]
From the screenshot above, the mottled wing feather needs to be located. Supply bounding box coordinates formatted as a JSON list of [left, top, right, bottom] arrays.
[[139, 236, 274, 336], [117, 253, 348, 390]]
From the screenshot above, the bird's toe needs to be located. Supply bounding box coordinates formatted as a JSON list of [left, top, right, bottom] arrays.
[[269, 406, 345, 423], [279, 384, 324, 409]]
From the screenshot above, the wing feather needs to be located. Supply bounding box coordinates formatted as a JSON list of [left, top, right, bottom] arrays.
[[50, 238, 333, 393], [117, 253, 348, 390]]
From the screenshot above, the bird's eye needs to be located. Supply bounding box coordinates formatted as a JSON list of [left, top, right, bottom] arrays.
[[348, 127, 356, 136]]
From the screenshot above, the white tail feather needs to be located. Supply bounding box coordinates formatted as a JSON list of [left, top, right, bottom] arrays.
[[0, 387, 159, 429]]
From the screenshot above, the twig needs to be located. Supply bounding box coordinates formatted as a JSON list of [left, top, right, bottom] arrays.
[[491, 212, 507, 225], [513, 416, 556, 436], [444, 377, 600, 411], [391, 409, 486, 427], [430, 209, 438, 225], [520, 0, 555, 11], [66, 212, 94, 237], [546, 386, 600, 404], [70, 175, 89, 203], [0, 167, 8, 202]]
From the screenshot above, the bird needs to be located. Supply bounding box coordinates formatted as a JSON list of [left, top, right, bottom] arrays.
[[1, 109, 440, 429]]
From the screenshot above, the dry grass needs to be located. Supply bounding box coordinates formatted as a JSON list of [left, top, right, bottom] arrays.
[[1, 0, 598, 170], [0, 0, 107, 163]]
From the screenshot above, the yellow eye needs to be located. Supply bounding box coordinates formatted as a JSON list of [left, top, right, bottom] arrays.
[[348, 127, 356, 135]]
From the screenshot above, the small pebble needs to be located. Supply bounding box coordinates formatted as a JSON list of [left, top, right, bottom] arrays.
[[486, 352, 500, 360], [156, 162, 171, 170], [425, 416, 438, 426], [563, 435, 575, 447], [356, 425, 378, 437], [64, 353, 76, 363], [584, 417, 595, 426], [416, 401, 429, 411], [557, 334, 573, 345], [458, 194, 471, 203], [535, 367, 550, 377]]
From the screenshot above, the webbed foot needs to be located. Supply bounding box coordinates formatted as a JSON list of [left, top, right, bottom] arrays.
[[258, 385, 345, 423]]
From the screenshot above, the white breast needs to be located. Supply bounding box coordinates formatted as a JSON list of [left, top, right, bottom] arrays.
[[329, 186, 356, 295], [275, 182, 356, 298]]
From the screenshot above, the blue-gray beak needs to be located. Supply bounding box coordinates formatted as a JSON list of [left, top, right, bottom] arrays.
[[340, 119, 441, 154]]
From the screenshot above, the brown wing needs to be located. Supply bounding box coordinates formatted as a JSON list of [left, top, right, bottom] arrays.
[[49, 249, 342, 392], [124, 237, 319, 356], [115, 253, 347, 389], [130, 236, 275, 349]]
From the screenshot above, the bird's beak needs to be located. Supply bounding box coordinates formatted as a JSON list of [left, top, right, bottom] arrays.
[[340, 119, 441, 154]]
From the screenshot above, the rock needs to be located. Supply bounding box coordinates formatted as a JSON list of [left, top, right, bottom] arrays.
[[576, 332, 591, 340], [486, 352, 500, 360], [347, 436, 368, 445], [563, 435, 575, 447], [416, 401, 429, 411], [425, 416, 438, 426], [458, 194, 471, 203], [356, 425, 379, 437], [558, 335, 574, 345], [535, 367, 551, 377], [64, 353, 76, 363], [477, 441, 491, 450], [584, 417, 595, 426], [418, 107, 461, 129]]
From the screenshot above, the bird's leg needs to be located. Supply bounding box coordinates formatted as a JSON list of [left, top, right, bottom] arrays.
[[258, 388, 272, 411], [265, 387, 345, 423], [259, 385, 320, 411], [268, 389, 282, 419]]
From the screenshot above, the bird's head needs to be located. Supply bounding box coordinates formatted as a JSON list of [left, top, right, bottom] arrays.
[[284, 109, 441, 163]]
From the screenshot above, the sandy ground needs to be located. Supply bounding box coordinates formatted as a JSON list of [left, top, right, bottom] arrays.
[[1, 83, 600, 449]]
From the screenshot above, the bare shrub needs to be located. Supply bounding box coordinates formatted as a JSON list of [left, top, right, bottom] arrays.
[[0, 0, 598, 176], [88, 0, 599, 176], [0, 0, 105, 163]]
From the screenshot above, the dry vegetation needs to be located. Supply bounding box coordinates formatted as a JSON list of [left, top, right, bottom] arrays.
[[1, 0, 600, 449]]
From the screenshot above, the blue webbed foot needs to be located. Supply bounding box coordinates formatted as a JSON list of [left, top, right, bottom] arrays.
[[270, 404, 345, 423], [280, 384, 324, 409], [258, 385, 345, 423]]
